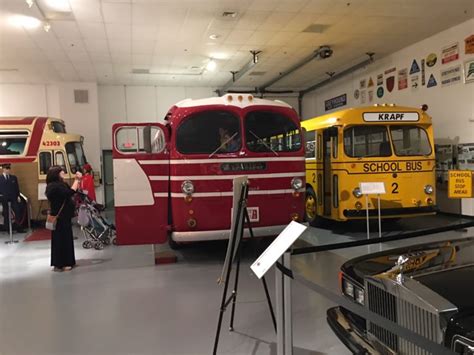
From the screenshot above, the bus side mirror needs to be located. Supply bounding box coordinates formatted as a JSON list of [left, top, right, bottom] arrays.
[[143, 126, 152, 154], [327, 126, 338, 137]]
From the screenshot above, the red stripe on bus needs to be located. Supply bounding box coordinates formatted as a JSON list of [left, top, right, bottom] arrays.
[[26, 117, 48, 156], [0, 157, 36, 163], [0, 117, 38, 125]]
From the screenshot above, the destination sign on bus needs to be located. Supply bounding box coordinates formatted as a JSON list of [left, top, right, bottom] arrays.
[[363, 112, 419, 122]]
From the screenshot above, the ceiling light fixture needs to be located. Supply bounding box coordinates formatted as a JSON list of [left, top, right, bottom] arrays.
[[25, 0, 34, 8], [8, 15, 42, 29], [43, 22, 51, 32], [209, 34, 220, 40], [45, 0, 71, 12], [250, 50, 261, 64], [206, 59, 217, 71]]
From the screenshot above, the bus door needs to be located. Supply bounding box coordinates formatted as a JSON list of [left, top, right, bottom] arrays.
[[112, 123, 169, 245], [322, 127, 337, 216]]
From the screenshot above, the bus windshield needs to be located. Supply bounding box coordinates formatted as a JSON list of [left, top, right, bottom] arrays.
[[390, 126, 432, 156], [177, 111, 240, 155], [344, 126, 391, 158], [245, 111, 301, 154], [66, 142, 87, 173]]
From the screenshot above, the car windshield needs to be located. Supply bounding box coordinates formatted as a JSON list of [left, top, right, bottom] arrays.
[[176, 110, 241, 155], [390, 126, 432, 156], [244, 111, 301, 154], [344, 126, 391, 158], [66, 142, 87, 173]]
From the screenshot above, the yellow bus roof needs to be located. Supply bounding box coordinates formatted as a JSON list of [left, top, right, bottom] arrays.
[[301, 105, 432, 131]]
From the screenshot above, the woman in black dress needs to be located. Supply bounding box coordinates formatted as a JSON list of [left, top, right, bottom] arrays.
[[45, 166, 82, 272]]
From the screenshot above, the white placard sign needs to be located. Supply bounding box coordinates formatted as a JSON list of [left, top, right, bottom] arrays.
[[363, 112, 419, 122], [250, 221, 307, 279], [38, 182, 47, 200], [359, 182, 386, 195]]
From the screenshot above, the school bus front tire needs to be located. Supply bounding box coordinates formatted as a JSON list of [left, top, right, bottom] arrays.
[[305, 187, 325, 227]]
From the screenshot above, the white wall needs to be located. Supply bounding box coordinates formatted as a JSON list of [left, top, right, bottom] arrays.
[[98, 85, 217, 149], [301, 18, 474, 215]]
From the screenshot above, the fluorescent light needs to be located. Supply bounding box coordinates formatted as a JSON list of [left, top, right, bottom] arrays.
[[210, 52, 228, 60], [8, 15, 42, 29], [25, 0, 34, 8], [45, 0, 71, 12], [206, 59, 217, 71]]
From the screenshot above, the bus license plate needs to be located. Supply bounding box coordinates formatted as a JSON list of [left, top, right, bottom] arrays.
[[247, 207, 259, 222]]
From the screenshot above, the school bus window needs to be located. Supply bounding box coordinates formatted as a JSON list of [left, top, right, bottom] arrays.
[[39, 152, 52, 175], [245, 111, 301, 153], [0, 131, 28, 155], [51, 121, 66, 133], [55, 151, 67, 173], [304, 130, 315, 158], [138, 127, 165, 154], [65, 142, 86, 173], [390, 126, 431, 156], [332, 134, 338, 159], [343, 126, 391, 158], [177, 111, 240, 154]]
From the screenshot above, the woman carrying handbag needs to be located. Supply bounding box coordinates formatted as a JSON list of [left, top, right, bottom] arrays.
[[45, 166, 82, 272]]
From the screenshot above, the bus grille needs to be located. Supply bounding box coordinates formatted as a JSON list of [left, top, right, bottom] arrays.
[[366, 280, 441, 355]]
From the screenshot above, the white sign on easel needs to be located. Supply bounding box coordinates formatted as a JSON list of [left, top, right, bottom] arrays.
[[359, 182, 386, 239]]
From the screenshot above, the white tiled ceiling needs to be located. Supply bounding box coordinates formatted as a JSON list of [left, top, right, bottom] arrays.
[[0, 0, 473, 89]]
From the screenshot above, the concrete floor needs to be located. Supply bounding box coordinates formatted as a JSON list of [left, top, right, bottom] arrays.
[[0, 227, 348, 355], [1, 220, 472, 355]]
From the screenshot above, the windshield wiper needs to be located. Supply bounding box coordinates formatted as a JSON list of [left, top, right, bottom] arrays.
[[249, 130, 278, 156], [209, 132, 238, 158]]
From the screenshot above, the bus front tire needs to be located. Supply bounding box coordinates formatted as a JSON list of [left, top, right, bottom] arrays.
[[305, 187, 325, 227]]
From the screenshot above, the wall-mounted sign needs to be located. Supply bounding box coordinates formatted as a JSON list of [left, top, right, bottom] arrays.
[[360, 79, 366, 89], [426, 53, 437, 67], [360, 90, 367, 104], [386, 75, 395, 92], [324, 93, 347, 111], [384, 67, 396, 75], [354, 89, 360, 99], [363, 112, 419, 122], [448, 170, 473, 198], [410, 59, 420, 74], [427, 74, 437, 88], [464, 59, 474, 84], [377, 86, 384, 98], [398, 68, 408, 90], [368, 77, 374, 87], [411, 75, 420, 90], [421, 59, 426, 85], [368, 90, 373, 102], [442, 43, 459, 64], [441, 64, 462, 87], [465, 35, 474, 54], [377, 73, 383, 86]]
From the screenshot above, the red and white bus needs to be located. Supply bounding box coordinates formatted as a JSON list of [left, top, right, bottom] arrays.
[[112, 94, 305, 246]]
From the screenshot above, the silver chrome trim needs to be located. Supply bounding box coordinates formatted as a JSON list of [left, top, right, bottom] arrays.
[[365, 276, 458, 354], [171, 224, 290, 242]]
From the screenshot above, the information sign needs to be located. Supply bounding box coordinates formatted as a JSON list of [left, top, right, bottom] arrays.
[[250, 221, 307, 279], [359, 182, 386, 195], [448, 170, 473, 198]]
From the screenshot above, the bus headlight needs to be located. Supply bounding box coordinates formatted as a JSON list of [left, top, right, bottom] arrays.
[[424, 184, 433, 194], [342, 279, 354, 298], [353, 187, 362, 198], [291, 177, 303, 190], [181, 180, 195, 195]]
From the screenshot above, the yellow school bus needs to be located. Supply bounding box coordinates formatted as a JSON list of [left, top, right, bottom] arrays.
[[302, 104, 436, 226], [0, 117, 88, 222]]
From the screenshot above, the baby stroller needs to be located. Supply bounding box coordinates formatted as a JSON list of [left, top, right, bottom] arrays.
[[76, 191, 116, 250]]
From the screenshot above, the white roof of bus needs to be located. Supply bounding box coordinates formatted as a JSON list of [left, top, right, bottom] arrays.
[[175, 94, 293, 109]]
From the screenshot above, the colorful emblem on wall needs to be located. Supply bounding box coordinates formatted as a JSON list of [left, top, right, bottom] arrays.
[[398, 68, 408, 90], [427, 74, 437, 88], [368, 77, 374, 87], [426, 53, 437, 67], [386, 76, 395, 92], [465, 59, 474, 84], [409, 60, 420, 74], [441, 43, 459, 64], [465, 35, 474, 54], [354, 89, 360, 99], [377, 86, 384, 98]]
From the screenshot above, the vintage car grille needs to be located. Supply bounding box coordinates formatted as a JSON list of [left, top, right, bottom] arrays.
[[366, 280, 442, 355]]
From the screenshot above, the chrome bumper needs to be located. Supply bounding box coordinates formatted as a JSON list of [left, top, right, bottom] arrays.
[[171, 224, 289, 242]]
